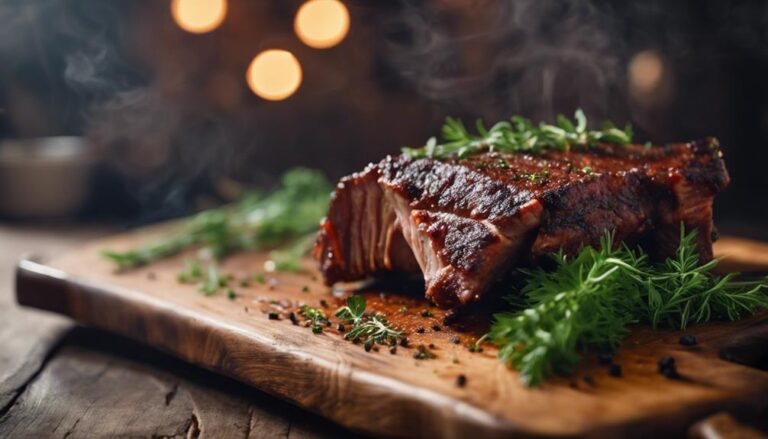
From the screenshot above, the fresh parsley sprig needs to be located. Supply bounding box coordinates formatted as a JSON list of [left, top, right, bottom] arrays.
[[490, 226, 768, 387], [335, 296, 404, 347], [402, 109, 633, 160]]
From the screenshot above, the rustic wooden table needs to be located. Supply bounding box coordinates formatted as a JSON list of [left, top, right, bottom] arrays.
[[0, 224, 353, 438]]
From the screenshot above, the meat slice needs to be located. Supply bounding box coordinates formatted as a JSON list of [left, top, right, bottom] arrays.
[[314, 138, 730, 308]]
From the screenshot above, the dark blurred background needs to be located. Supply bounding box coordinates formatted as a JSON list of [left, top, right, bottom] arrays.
[[0, 0, 766, 238]]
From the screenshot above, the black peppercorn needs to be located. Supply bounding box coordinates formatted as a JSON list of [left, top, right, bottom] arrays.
[[364, 340, 373, 352], [597, 352, 613, 365], [416, 326, 425, 333], [609, 363, 622, 377], [431, 324, 442, 332], [389, 345, 397, 355], [267, 311, 279, 320], [679, 334, 697, 346], [658, 356, 675, 372], [658, 356, 679, 379], [288, 312, 298, 325], [337, 323, 345, 332], [399, 337, 409, 347], [456, 374, 467, 388]]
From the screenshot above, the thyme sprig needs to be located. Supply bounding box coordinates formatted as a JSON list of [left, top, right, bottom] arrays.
[[176, 259, 228, 296], [335, 296, 404, 347], [103, 168, 332, 273], [490, 225, 768, 387], [402, 109, 632, 160]]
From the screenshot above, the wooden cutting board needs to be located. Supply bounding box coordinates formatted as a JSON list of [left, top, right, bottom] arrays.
[[15, 225, 768, 438]]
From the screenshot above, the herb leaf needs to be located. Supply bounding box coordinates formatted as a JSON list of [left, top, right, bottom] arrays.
[[490, 225, 768, 387], [199, 264, 223, 296], [103, 168, 332, 272], [335, 296, 404, 346], [402, 109, 632, 161], [345, 314, 404, 346], [335, 295, 366, 325], [177, 259, 203, 283], [300, 305, 328, 334]]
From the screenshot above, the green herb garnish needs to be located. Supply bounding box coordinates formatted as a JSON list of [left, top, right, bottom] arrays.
[[490, 225, 768, 387], [177, 259, 203, 283], [402, 109, 632, 161], [300, 305, 328, 334], [413, 345, 437, 360], [335, 296, 404, 347], [199, 264, 224, 296], [335, 295, 366, 325], [103, 168, 332, 272], [266, 232, 317, 273]]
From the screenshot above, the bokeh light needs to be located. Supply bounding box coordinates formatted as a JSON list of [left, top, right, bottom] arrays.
[[246, 50, 303, 101], [294, 0, 350, 49], [629, 50, 664, 94], [171, 0, 228, 34]]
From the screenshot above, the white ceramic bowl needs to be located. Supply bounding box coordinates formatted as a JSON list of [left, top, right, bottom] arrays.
[[0, 136, 95, 219]]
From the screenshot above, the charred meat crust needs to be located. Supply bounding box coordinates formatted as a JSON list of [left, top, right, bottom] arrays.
[[378, 155, 536, 224], [314, 139, 730, 308]]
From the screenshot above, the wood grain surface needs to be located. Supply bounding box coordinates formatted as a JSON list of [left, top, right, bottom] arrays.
[[15, 227, 768, 439], [0, 225, 345, 439]]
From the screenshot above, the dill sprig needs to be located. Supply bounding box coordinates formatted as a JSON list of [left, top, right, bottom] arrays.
[[335, 296, 404, 347], [642, 230, 768, 328], [402, 109, 632, 160], [102, 168, 332, 271], [490, 225, 768, 387]]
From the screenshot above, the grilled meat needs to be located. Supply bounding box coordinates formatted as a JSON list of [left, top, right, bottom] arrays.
[[314, 139, 729, 308]]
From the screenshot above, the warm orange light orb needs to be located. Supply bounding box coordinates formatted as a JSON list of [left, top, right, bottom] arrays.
[[171, 0, 227, 34], [629, 50, 664, 93], [246, 50, 303, 101], [294, 0, 350, 49]]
